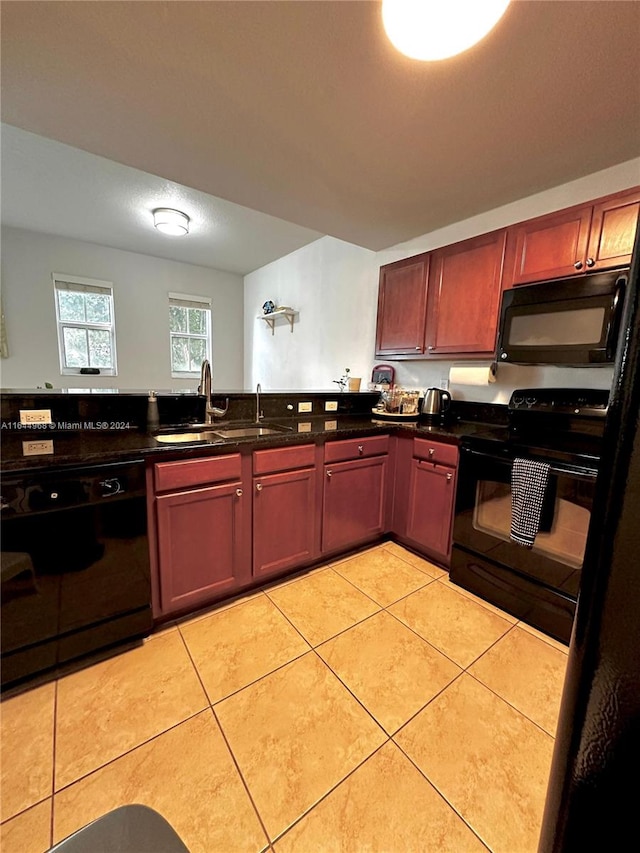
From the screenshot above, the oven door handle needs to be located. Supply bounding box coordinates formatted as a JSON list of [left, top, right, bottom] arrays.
[[461, 447, 599, 480]]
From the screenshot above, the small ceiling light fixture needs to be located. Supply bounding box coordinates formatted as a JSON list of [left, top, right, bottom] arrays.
[[152, 208, 190, 236], [382, 0, 511, 61]]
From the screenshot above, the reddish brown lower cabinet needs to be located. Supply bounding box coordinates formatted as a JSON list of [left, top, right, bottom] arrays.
[[150, 453, 251, 618], [405, 459, 457, 564], [322, 455, 388, 553], [253, 466, 318, 578], [155, 479, 251, 616]]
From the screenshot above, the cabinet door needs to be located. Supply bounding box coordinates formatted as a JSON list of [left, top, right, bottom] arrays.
[[375, 254, 429, 356], [506, 205, 593, 286], [156, 482, 250, 615], [426, 230, 507, 355], [406, 460, 457, 564], [253, 467, 318, 579], [587, 188, 640, 271], [322, 456, 388, 553]]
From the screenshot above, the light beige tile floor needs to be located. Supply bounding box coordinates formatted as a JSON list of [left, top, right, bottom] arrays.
[[0, 544, 568, 853]]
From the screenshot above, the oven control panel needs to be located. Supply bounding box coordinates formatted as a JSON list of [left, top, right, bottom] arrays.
[[509, 388, 609, 417]]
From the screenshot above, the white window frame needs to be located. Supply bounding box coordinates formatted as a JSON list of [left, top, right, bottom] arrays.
[[169, 292, 212, 379], [53, 274, 118, 376]]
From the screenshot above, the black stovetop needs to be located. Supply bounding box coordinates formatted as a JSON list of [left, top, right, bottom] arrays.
[[462, 388, 608, 470]]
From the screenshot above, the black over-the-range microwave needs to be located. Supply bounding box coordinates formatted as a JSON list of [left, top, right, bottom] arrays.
[[497, 268, 628, 366]]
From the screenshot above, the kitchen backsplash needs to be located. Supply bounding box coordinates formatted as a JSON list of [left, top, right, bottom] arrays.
[[0, 390, 381, 433], [390, 361, 615, 404]]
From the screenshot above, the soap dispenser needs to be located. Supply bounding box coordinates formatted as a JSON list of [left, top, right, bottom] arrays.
[[146, 391, 160, 433]]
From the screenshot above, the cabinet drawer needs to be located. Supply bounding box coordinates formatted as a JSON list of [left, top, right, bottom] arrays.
[[413, 438, 458, 467], [154, 453, 242, 492], [253, 443, 315, 475], [324, 435, 389, 463]]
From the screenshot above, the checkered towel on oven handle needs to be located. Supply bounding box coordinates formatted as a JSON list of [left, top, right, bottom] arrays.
[[510, 458, 552, 548]]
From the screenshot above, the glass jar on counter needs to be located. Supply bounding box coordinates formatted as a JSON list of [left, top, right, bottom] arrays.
[[400, 391, 419, 415], [381, 388, 403, 413]]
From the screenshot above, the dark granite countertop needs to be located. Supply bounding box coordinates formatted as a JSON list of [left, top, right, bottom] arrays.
[[0, 415, 498, 475]]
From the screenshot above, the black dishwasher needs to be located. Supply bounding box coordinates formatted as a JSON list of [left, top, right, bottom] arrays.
[[1, 460, 152, 689]]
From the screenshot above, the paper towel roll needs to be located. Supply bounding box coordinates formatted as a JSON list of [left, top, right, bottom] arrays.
[[449, 364, 496, 386]]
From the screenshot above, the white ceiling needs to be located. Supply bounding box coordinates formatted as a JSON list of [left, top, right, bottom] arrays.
[[1, 1, 640, 272], [0, 125, 323, 276]]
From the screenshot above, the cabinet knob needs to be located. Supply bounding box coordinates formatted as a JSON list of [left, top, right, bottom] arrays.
[[429, 448, 435, 457], [586, 257, 595, 267], [255, 483, 263, 492], [415, 346, 421, 350], [358, 445, 364, 455], [574, 261, 583, 270], [446, 472, 453, 481], [235, 488, 243, 497], [428, 346, 435, 351], [326, 470, 332, 478]]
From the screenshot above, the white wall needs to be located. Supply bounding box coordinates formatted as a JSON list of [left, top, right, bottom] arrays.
[[244, 237, 378, 391], [244, 158, 640, 401], [1, 227, 244, 391]]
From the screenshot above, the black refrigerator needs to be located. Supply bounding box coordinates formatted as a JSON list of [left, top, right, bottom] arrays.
[[538, 230, 640, 849]]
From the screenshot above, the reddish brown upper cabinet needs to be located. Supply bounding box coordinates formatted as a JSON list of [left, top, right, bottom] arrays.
[[252, 444, 318, 579], [375, 253, 429, 356], [504, 187, 640, 287], [151, 453, 251, 617], [587, 188, 640, 271], [375, 233, 507, 360], [322, 437, 389, 554], [425, 230, 507, 356]]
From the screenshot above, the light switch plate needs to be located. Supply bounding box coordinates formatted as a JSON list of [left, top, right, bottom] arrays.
[[297, 422, 312, 432], [324, 420, 338, 430], [325, 401, 338, 412], [440, 378, 449, 391], [20, 409, 52, 425], [298, 402, 312, 413]]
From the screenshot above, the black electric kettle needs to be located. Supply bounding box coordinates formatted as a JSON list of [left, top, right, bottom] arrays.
[[421, 387, 451, 419]]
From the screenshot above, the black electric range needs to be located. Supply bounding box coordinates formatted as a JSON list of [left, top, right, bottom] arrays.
[[451, 388, 608, 643]]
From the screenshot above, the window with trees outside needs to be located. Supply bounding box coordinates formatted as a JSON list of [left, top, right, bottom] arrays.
[[53, 275, 117, 375], [169, 293, 212, 378]]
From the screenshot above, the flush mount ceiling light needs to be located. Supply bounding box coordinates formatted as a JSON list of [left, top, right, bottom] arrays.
[[382, 0, 511, 61], [152, 208, 190, 236]]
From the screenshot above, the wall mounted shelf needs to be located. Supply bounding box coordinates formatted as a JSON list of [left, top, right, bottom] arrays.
[[257, 308, 298, 335]]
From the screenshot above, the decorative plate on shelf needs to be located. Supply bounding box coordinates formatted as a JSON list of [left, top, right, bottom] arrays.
[[262, 300, 275, 314]]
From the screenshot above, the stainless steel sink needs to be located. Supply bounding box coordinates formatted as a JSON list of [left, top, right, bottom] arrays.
[[155, 422, 292, 443], [211, 426, 289, 439], [155, 431, 222, 444]]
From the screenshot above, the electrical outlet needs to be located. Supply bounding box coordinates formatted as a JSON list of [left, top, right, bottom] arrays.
[[20, 409, 52, 425], [324, 420, 338, 431], [297, 422, 312, 432], [297, 401, 312, 413], [22, 439, 54, 456], [440, 378, 449, 391], [324, 401, 338, 412]]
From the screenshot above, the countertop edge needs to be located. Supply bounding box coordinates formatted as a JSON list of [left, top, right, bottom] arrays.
[[0, 417, 496, 474]]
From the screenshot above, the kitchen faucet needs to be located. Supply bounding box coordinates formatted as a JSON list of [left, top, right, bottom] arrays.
[[198, 359, 229, 425], [256, 383, 263, 422]]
